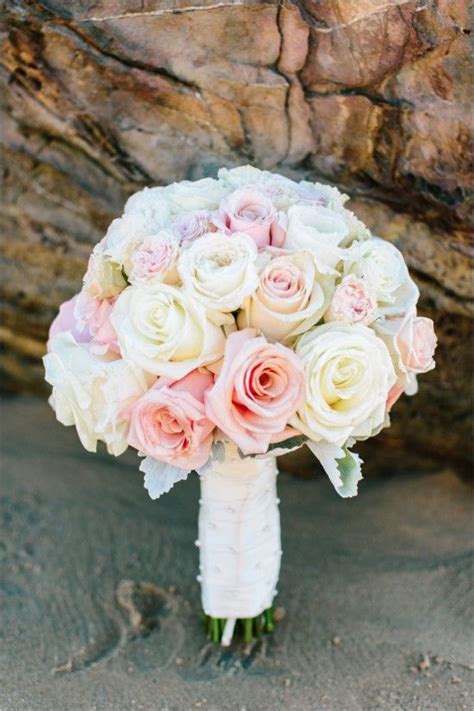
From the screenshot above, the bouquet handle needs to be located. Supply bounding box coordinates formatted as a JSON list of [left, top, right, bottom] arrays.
[[197, 445, 281, 644]]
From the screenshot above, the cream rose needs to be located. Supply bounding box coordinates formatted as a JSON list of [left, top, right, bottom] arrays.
[[165, 177, 229, 213], [291, 323, 396, 446], [324, 275, 377, 326], [43, 332, 153, 455], [82, 245, 127, 300], [285, 205, 349, 273], [129, 229, 179, 285], [342, 238, 419, 317], [178, 232, 259, 324], [110, 282, 226, 378], [238, 251, 334, 342]]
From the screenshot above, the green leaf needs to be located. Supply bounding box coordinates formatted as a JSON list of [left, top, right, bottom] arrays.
[[307, 441, 363, 498], [335, 448, 363, 498], [267, 435, 307, 453]]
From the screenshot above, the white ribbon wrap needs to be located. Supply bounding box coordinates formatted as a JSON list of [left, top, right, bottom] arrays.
[[198, 443, 281, 621]]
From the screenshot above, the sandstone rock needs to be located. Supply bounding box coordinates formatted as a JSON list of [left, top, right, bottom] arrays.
[[1, 0, 472, 468]]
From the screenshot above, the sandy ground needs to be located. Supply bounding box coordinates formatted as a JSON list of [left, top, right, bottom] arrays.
[[0, 395, 473, 711]]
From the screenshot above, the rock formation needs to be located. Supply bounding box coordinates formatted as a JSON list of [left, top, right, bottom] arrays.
[[1, 0, 472, 467]]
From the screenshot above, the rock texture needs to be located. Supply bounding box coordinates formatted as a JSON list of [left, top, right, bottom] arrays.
[[1, 0, 472, 466]]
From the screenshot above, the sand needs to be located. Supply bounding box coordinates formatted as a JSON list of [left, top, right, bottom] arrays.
[[1, 395, 473, 710]]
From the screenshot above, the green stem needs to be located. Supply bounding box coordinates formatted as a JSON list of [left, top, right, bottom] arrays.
[[204, 608, 276, 644], [211, 617, 220, 643], [264, 607, 274, 633], [243, 618, 253, 644]]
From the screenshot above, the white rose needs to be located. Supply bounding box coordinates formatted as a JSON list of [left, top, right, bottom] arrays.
[[291, 183, 369, 245], [342, 238, 419, 317], [165, 177, 229, 213], [237, 250, 334, 342], [110, 282, 226, 377], [124, 187, 171, 227], [178, 232, 259, 324], [218, 165, 265, 188], [296, 180, 350, 210], [291, 322, 396, 446], [44, 332, 153, 456], [285, 204, 349, 273]]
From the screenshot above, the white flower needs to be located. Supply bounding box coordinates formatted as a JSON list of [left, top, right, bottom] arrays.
[[294, 180, 350, 210], [284, 204, 349, 273], [83, 245, 127, 300], [129, 229, 180, 285], [165, 177, 229, 213], [43, 332, 153, 456], [218, 165, 266, 188], [291, 322, 396, 446], [124, 187, 171, 227], [342, 238, 419, 317], [218, 165, 300, 209], [110, 282, 226, 377], [178, 232, 259, 324], [237, 250, 334, 342], [103, 212, 169, 275]]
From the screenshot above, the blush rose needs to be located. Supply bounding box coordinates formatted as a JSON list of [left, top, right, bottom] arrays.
[[128, 369, 215, 471], [205, 329, 305, 455], [219, 187, 286, 249]]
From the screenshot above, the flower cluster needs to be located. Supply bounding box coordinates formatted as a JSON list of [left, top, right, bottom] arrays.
[[44, 166, 436, 498]]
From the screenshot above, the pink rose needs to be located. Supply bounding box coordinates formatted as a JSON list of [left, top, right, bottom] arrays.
[[219, 187, 286, 249], [48, 295, 92, 349], [396, 315, 437, 373], [129, 231, 179, 284], [128, 369, 215, 471], [377, 313, 437, 376], [172, 210, 218, 242], [324, 275, 377, 326], [205, 329, 305, 455], [74, 291, 120, 355]]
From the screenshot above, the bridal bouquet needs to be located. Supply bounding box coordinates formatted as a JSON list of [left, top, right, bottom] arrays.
[[44, 166, 436, 645]]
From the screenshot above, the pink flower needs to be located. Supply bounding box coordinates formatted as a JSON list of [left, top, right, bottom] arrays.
[[219, 187, 286, 250], [324, 275, 377, 326], [128, 369, 215, 471], [172, 210, 218, 242], [48, 295, 92, 349], [396, 315, 437, 373], [205, 329, 305, 455], [377, 314, 436, 411], [129, 231, 179, 284], [74, 291, 120, 355]]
